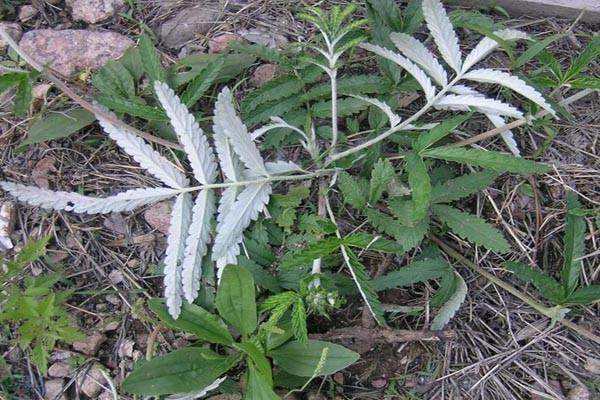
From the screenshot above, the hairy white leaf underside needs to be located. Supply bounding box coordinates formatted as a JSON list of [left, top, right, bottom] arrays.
[[390, 32, 448, 86], [431, 272, 467, 330], [435, 94, 523, 118], [422, 0, 462, 73], [348, 94, 401, 127], [462, 29, 528, 73]]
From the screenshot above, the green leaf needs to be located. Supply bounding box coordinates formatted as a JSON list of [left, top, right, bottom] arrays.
[[406, 152, 430, 221], [432, 204, 511, 253], [504, 261, 563, 303], [569, 76, 600, 90], [373, 258, 450, 291], [234, 341, 272, 385], [565, 36, 600, 81], [215, 265, 257, 335], [313, 97, 370, 118], [92, 60, 136, 98], [430, 170, 498, 204], [96, 94, 167, 121], [148, 299, 234, 345], [181, 57, 225, 108], [122, 348, 238, 396], [23, 108, 96, 145], [413, 113, 472, 153], [338, 171, 367, 209], [13, 75, 31, 117], [369, 158, 395, 204], [269, 340, 359, 377], [6, 236, 51, 273], [512, 34, 564, 69], [366, 208, 428, 252], [245, 362, 280, 400], [280, 238, 341, 270], [566, 285, 600, 305], [343, 232, 404, 254], [291, 298, 308, 345], [343, 246, 385, 325], [139, 33, 165, 83], [0, 72, 24, 94], [561, 193, 586, 296], [422, 146, 550, 175], [431, 272, 467, 330]]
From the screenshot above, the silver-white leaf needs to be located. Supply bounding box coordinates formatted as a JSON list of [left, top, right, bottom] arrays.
[[390, 32, 448, 86], [0, 182, 179, 214], [0, 202, 13, 251], [265, 160, 303, 175], [422, 0, 462, 73], [462, 29, 528, 73], [214, 87, 268, 176], [360, 43, 436, 100], [181, 189, 215, 303], [431, 271, 467, 330], [435, 94, 523, 118], [347, 94, 401, 127], [486, 113, 520, 156], [212, 183, 271, 261], [96, 111, 188, 189], [166, 376, 226, 400], [164, 193, 193, 319], [463, 69, 556, 116], [154, 81, 218, 184]]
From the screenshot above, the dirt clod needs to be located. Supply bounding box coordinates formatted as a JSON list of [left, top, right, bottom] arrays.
[[72, 332, 106, 356]]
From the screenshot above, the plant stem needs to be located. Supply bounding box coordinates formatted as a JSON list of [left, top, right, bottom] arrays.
[[429, 234, 600, 345], [330, 70, 339, 152], [180, 168, 338, 193], [327, 75, 462, 164]]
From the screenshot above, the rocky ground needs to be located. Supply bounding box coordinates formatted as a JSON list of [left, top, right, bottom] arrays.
[[0, 0, 599, 399]]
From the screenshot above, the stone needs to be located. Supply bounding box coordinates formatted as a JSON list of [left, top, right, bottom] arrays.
[[208, 33, 243, 53], [66, 0, 126, 24], [237, 28, 288, 48], [250, 64, 279, 86], [78, 363, 107, 398], [143, 201, 172, 234], [19, 29, 134, 76], [567, 386, 591, 400], [19, 5, 38, 22], [44, 379, 67, 400], [117, 338, 135, 358], [108, 270, 124, 285], [47, 362, 71, 378], [158, 3, 221, 49], [72, 332, 106, 356], [0, 22, 23, 52]]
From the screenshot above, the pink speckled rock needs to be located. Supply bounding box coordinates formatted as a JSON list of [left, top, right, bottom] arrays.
[[19, 29, 134, 76], [66, 0, 125, 23]]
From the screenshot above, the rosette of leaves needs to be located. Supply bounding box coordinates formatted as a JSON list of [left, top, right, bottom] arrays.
[[0, 82, 303, 319], [123, 265, 359, 399]]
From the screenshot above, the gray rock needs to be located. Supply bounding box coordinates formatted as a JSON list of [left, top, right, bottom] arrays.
[[18, 5, 38, 22], [44, 379, 67, 400], [47, 362, 71, 378], [19, 29, 133, 76], [78, 363, 107, 398], [158, 2, 222, 49], [0, 22, 23, 52], [72, 332, 106, 356], [237, 28, 288, 49], [66, 0, 126, 24]]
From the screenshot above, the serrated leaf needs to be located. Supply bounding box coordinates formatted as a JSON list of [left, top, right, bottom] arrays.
[[13, 75, 31, 117], [566, 285, 600, 305], [139, 33, 165, 83], [291, 298, 308, 345], [121, 348, 238, 396], [390, 32, 448, 86], [434, 94, 523, 118], [181, 57, 224, 108], [422, 0, 462, 73], [432, 204, 511, 253], [280, 238, 342, 269], [413, 113, 471, 153], [347, 95, 401, 127], [504, 261, 563, 303], [181, 190, 215, 303], [512, 33, 564, 69], [96, 94, 167, 121], [430, 170, 498, 203], [431, 271, 467, 330], [0, 182, 180, 214], [369, 158, 395, 204], [163, 193, 193, 319], [155, 82, 218, 185], [148, 299, 234, 345], [365, 208, 428, 252], [561, 193, 586, 296], [406, 152, 430, 221], [422, 146, 550, 174], [92, 59, 136, 99], [215, 265, 257, 335], [344, 233, 405, 254], [338, 172, 367, 209], [463, 69, 555, 116], [462, 29, 527, 72], [485, 113, 520, 156], [565, 36, 600, 81], [215, 87, 268, 176], [373, 258, 449, 291], [212, 183, 271, 262], [96, 110, 188, 189], [360, 42, 435, 100]]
